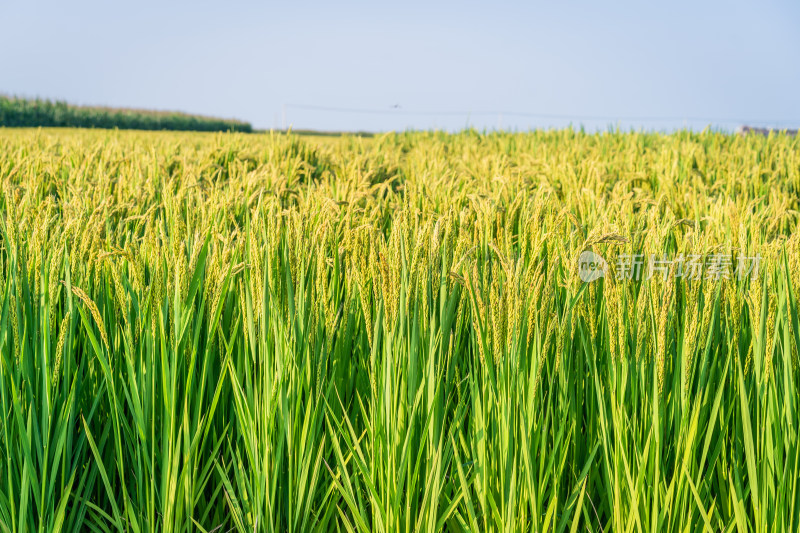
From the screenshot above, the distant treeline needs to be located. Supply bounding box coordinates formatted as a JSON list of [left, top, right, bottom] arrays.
[[0, 96, 253, 132]]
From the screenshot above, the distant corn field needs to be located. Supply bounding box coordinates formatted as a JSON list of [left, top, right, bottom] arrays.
[[0, 96, 253, 132], [0, 127, 798, 532]]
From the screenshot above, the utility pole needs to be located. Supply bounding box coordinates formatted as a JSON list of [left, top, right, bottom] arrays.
[[282, 104, 286, 130]]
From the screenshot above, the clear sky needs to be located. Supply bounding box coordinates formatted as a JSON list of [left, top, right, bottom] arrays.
[[2, 0, 799, 132]]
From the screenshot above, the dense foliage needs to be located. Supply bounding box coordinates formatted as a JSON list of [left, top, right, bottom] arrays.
[[0, 128, 798, 532], [0, 96, 252, 132]]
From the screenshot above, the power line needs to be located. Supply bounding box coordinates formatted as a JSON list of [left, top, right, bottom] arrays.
[[283, 103, 800, 125]]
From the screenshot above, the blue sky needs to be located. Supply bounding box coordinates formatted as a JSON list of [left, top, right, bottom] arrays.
[[2, 0, 799, 132]]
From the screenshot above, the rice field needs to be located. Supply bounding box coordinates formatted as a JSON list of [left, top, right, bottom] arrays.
[[0, 127, 798, 532]]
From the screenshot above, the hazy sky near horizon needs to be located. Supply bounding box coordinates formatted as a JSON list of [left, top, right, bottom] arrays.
[[2, 0, 799, 132]]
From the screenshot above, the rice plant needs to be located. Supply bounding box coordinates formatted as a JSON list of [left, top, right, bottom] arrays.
[[0, 127, 798, 532]]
